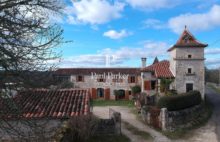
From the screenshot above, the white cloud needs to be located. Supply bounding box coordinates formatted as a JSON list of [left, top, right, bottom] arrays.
[[103, 29, 132, 39], [56, 41, 170, 67], [65, 0, 125, 25], [168, 5, 220, 33], [205, 48, 220, 55], [205, 58, 220, 68], [143, 19, 166, 29], [126, 0, 178, 10]]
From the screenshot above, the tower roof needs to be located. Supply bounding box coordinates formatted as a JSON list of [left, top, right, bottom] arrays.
[[168, 27, 208, 52]]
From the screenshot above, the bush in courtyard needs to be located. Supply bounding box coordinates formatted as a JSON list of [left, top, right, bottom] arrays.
[[131, 85, 141, 95], [157, 90, 202, 111], [160, 79, 173, 93]]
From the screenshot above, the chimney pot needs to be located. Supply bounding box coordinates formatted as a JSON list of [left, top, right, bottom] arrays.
[[141, 57, 147, 68]]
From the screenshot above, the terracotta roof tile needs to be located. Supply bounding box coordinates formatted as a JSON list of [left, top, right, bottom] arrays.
[[142, 60, 174, 78], [0, 89, 90, 119], [168, 28, 208, 52]]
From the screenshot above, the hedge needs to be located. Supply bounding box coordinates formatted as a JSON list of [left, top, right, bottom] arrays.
[[131, 85, 141, 94], [157, 90, 202, 111]]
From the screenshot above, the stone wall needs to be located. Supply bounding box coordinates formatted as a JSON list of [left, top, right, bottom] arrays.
[[95, 111, 121, 135], [72, 75, 141, 100], [166, 104, 203, 131], [141, 104, 204, 131]]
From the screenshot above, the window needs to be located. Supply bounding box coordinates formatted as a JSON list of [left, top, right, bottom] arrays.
[[188, 54, 192, 58], [186, 83, 193, 92], [151, 81, 156, 90], [76, 75, 84, 82], [112, 77, 123, 83], [129, 91, 132, 95], [97, 78, 105, 82], [188, 68, 192, 74], [128, 76, 136, 83]]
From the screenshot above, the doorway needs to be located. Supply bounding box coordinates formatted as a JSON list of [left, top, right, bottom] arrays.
[[97, 88, 104, 98], [186, 83, 193, 92]]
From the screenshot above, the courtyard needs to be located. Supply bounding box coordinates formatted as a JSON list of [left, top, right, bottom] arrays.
[[92, 86, 220, 142]]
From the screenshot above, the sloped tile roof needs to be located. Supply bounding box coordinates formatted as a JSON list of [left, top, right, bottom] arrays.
[[168, 28, 208, 52], [54, 68, 140, 75], [141, 60, 174, 78], [0, 89, 90, 119]]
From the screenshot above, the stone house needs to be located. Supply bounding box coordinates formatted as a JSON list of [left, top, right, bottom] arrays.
[[55, 68, 141, 100], [54, 27, 207, 100]]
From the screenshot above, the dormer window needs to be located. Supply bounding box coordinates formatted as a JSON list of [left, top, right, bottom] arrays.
[[183, 34, 190, 43], [188, 54, 192, 59]]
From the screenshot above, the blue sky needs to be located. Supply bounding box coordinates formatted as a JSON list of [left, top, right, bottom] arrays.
[[53, 0, 220, 68]]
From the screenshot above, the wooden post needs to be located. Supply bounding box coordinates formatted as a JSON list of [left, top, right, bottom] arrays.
[[125, 90, 129, 100]]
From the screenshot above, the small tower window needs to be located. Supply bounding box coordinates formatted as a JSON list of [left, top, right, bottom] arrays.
[[188, 54, 192, 59], [188, 68, 192, 74]]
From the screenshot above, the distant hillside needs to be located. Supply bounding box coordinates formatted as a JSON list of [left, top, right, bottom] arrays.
[[205, 68, 220, 84]]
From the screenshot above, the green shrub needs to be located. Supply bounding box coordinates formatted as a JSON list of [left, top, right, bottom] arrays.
[[166, 89, 177, 96], [157, 90, 202, 111], [131, 85, 141, 94]]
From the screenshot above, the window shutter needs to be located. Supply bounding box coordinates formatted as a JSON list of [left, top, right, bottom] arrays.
[[135, 76, 138, 83], [82, 76, 84, 82], [144, 81, 151, 91], [128, 76, 131, 83]]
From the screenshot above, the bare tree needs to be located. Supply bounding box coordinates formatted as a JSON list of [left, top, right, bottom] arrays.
[[0, 0, 65, 141], [0, 0, 65, 87]]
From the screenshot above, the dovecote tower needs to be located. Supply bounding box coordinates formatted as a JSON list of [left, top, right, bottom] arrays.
[[168, 27, 208, 99]]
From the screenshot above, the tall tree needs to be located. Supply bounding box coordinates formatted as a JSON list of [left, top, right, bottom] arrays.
[[0, 0, 65, 141], [0, 0, 64, 87]]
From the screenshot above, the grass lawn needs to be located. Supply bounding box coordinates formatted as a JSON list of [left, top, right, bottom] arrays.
[[92, 99, 134, 107], [89, 134, 130, 142], [123, 121, 153, 141]]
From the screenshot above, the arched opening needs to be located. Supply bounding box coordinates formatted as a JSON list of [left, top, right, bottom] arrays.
[[118, 89, 125, 100], [97, 88, 104, 98]]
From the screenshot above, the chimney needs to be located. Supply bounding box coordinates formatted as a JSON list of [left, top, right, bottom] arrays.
[[141, 57, 147, 68]]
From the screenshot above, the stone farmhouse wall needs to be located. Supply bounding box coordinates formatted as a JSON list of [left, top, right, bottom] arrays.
[[71, 74, 142, 100]]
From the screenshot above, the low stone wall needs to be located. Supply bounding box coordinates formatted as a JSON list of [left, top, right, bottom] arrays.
[[95, 111, 121, 135], [166, 104, 203, 131], [95, 119, 116, 135], [141, 103, 204, 131]]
